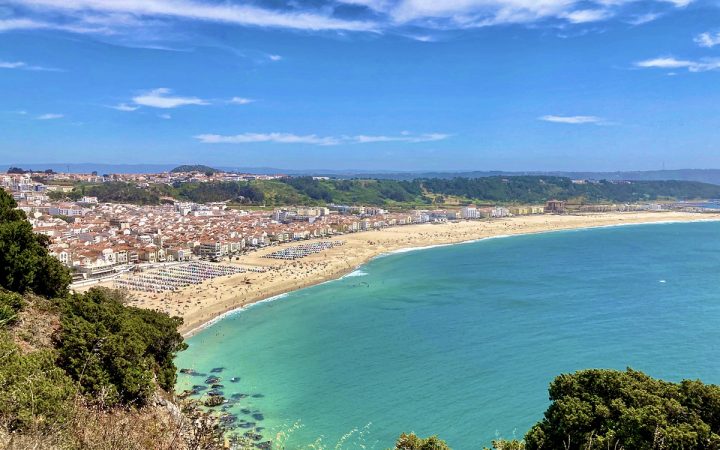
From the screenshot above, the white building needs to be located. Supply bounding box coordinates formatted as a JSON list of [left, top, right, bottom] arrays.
[[461, 206, 480, 219]]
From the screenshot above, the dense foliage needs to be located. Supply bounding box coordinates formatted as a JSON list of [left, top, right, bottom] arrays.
[[0, 189, 72, 297], [522, 368, 720, 449], [394, 433, 451, 450], [54, 175, 720, 208], [170, 164, 221, 174], [0, 332, 77, 431], [422, 176, 720, 203], [173, 181, 265, 204], [55, 288, 187, 406], [7, 167, 30, 174], [0, 290, 25, 326], [82, 182, 173, 205]]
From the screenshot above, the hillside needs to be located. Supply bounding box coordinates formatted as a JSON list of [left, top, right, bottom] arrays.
[[170, 164, 221, 174], [52, 175, 720, 207]]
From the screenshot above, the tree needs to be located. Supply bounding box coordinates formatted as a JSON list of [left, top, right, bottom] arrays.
[[0, 332, 77, 431], [394, 433, 451, 450], [524, 368, 720, 450], [55, 288, 187, 406], [0, 190, 71, 298]]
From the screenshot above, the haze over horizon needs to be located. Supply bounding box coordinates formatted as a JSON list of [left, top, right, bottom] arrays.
[[3, 0, 720, 170]]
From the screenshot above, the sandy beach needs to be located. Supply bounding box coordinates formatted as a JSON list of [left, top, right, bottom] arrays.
[[110, 211, 720, 336]]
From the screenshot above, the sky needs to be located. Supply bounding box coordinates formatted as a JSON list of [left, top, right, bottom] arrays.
[[2, 0, 720, 171]]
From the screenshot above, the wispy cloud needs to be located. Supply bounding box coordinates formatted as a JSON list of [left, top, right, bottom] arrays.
[[229, 97, 255, 105], [539, 115, 605, 125], [132, 88, 209, 109], [695, 31, 720, 48], [6, 0, 378, 32], [194, 131, 450, 145], [635, 57, 720, 72], [110, 103, 140, 111], [36, 113, 64, 120], [352, 132, 450, 143], [627, 12, 662, 25], [0, 17, 112, 34], [268, 54, 282, 61], [0, 0, 695, 39], [560, 9, 612, 24], [197, 133, 340, 146], [158, 113, 172, 119], [0, 60, 61, 71]]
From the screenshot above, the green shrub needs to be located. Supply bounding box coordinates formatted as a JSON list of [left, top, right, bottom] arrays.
[[394, 433, 451, 450], [525, 368, 720, 450], [55, 288, 187, 406], [0, 332, 77, 431], [0, 290, 25, 327], [0, 190, 71, 298]]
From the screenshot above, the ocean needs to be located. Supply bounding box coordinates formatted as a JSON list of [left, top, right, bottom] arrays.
[[176, 221, 720, 448]]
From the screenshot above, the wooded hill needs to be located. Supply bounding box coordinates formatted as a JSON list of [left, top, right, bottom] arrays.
[[52, 176, 720, 207]]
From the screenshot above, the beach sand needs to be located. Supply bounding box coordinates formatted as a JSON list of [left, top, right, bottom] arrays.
[[109, 211, 720, 336]]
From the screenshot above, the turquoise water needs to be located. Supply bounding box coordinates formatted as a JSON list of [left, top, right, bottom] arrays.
[[176, 221, 720, 449]]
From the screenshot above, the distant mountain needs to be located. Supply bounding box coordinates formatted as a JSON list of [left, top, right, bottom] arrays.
[[170, 164, 220, 174]]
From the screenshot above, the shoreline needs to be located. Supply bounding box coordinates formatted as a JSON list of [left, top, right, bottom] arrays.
[[113, 212, 720, 338]]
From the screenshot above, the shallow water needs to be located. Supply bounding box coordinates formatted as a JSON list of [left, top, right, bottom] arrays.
[[176, 221, 720, 448]]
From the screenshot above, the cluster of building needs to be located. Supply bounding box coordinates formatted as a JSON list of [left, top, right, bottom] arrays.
[[2, 171, 680, 284], [29, 169, 285, 185]]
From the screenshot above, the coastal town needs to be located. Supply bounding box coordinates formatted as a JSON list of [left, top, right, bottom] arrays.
[[3, 168, 708, 289]]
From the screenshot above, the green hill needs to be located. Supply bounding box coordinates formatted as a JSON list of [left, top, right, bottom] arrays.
[[52, 175, 720, 207], [170, 164, 221, 174]]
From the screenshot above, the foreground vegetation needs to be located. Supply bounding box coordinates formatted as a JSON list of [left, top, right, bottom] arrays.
[[398, 369, 720, 450], [47, 175, 720, 208]]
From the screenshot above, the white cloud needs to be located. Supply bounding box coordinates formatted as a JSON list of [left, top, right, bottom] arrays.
[[268, 54, 282, 61], [196, 133, 341, 146], [539, 115, 605, 124], [1, 0, 695, 37], [0, 17, 112, 34], [194, 131, 450, 145], [635, 57, 720, 72], [407, 34, 436, 42], [0, 61, 26, 69], [561, 9, 613, 24], [229, 97, 254, 105], [627, 12, 662, 25], [663, 0, 692, 6], [111, 103, 140, 111], [351, 133, 450, 143], [0, 60, 60, 71], [132, 88, 209, 108], [695, 31, 720, 48], [158, 113, 172, 119], [36, 113, 64, 120], [8, 0, 378, 32]]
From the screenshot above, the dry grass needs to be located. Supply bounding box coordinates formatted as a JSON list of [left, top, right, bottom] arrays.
[[0, 395, 226, 450], [11, 295, 60, 353]]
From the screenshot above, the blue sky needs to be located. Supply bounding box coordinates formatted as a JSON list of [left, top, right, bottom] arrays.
[[2, 0, 720, 171]]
